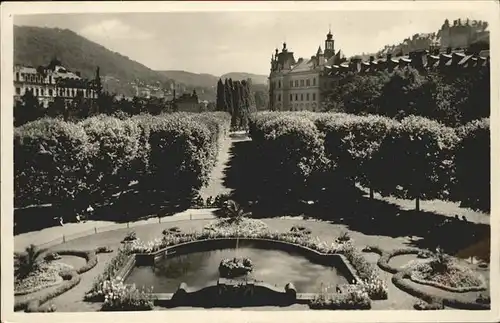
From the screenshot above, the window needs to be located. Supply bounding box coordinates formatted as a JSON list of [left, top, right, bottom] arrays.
[[15, 87, 20, 95], [49, 89, 53, 96], [49, 76, 52, 84], [295, 94, 298, 101], [278, 80, 281, 88], [300, 80, 304, 87], [306, 79, 310, 86], [278, 94, 281, 102], [313, 78, 316, 86], [295, 80, 299, 87], [290, 80, 293, 88], [301, 94, 304, 101], [307, 93, 310, 101], [290, 94, 293, 101], [313, 93, 316, 101], [16, 73, 19, 81]]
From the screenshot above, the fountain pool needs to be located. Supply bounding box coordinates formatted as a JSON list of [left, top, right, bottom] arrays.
[[124, 246, 349, 293]]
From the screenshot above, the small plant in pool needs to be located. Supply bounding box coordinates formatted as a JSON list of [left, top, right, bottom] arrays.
[[219, 257, 254, 278]]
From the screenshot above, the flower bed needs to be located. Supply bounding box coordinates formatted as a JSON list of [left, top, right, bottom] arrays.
[[99, 277, 155, 311], [85, 246, 132, 301], [14, 248, 99, 313], [403, 259, 486, 292], [15, 262, 73, 296], [309, 283, 371, 310], [219, 258, 254, 278]]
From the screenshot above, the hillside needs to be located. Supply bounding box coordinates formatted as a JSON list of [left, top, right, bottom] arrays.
[[14, 26, 174, 96], [14, 25, 268, 100], [158, 70, 269, 88], [157, 70, 219, 89]]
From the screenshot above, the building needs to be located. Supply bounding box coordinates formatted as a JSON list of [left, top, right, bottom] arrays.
[[438, 18, 489, 51], [269, 26, 490, 112], [268, 29, 346, 111], [14, 58, 100, 108], [172, 90, 203, 113]]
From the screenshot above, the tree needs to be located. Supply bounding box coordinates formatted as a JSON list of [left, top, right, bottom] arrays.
[[371, 115, 458, 211], [216, 79, 226, 111], [47, 97, 66, 119], [14, 90, 45, 126], [218, 200, 251, 224]]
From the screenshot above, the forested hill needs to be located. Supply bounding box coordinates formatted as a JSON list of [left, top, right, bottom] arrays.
[[14, 26, 174, 94]]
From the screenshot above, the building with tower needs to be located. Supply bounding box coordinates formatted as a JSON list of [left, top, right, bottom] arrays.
[[268, 28, 346, 111]]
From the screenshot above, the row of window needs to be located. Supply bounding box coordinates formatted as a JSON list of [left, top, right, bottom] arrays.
[[276, 92, 317, 102], [16, 73, 53, 84], [276, 77, 317, 89], [16, 87, 95, 98]]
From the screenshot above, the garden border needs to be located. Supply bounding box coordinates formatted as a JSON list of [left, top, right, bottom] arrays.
[[14, 248, 102, 312], [364, 246, 490, 310]]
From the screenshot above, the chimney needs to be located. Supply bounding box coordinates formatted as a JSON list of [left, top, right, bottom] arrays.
[[387, 53, 392, 61], [75, 71, 81, 77]]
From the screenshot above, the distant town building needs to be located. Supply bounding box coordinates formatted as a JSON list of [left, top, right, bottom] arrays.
[[269, 23, 490, 112], [13, 58, 100, 108], [438, 18, 489, 51], [172, 90, 204, 113]]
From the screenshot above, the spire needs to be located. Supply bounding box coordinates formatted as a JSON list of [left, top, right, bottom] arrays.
[[327, 24, 333, 40], [317, 46, 323, 55]]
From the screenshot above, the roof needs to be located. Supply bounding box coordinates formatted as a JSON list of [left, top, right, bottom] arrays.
[[291, 58, 315, 72]]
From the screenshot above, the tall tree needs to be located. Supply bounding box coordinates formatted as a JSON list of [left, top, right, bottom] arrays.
[[216, 79, 226, 111], [14, 90, 45, 126]]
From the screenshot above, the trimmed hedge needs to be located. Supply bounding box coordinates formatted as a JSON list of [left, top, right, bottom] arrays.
[[14, 112, 231, 219], [452, 118, 490, 212], [248, 112, 488, 212]]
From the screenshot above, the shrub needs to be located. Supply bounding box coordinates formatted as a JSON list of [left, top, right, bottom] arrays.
[[79, 116, 142, 203], [371, 115, 458, 210], [452, 118, 490, 212], [44, 252, 61, 261], [122, 231, 137, 242], [250, 113, 326, 201], [14, 118, 90, 208], [14, 244, 45, 279]]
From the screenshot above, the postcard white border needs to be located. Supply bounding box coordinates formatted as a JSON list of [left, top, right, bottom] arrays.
[[2, 1, 499, 323]]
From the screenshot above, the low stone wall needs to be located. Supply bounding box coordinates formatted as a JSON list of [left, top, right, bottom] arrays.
[[154, 278, 297, 307]]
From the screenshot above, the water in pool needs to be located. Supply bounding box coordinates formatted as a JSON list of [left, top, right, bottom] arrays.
[[125, 247, 348, 293]]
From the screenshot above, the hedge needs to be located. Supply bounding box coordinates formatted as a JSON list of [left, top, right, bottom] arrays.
[[14, 112, 231, 217], [249, 112, 489, 212], [452, 118, 490, 212]]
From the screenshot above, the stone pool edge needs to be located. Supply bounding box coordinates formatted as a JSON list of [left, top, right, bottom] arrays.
[[116, 237, 363, 306]]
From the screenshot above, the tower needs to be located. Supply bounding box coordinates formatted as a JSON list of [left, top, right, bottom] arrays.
[[324, 26, 335, 60]]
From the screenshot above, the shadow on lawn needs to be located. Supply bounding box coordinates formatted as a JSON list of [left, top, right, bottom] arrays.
[[222, 138, 490, 262], [14, 189, 189, 235]]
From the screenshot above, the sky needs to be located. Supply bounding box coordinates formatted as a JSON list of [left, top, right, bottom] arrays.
[[14, 10, 491, 76]]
